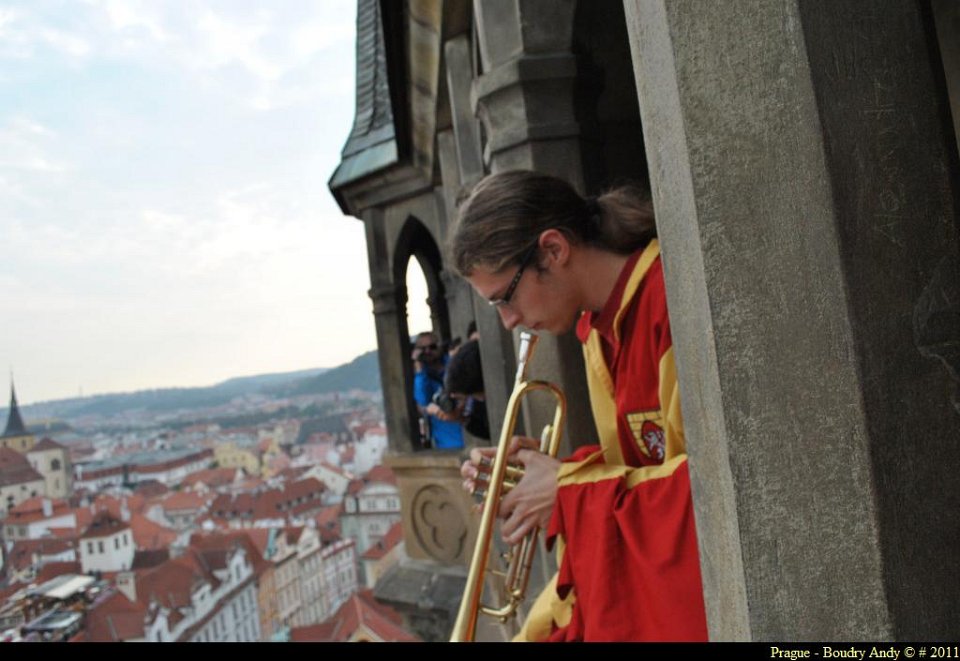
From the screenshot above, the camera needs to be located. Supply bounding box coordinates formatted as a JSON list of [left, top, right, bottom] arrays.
[[432, 389, 457, 414]]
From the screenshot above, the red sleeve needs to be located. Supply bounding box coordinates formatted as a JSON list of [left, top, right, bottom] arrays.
[[547, 461, 707, 641]]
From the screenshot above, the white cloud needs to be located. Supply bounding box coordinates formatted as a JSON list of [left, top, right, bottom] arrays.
[[9, 116, 54, 136], [93, 0, 168, 43], [0, 116, 67, 172], [290, 21, 355, 59], [195, 9, 277, 79], [39, 27, 91, 57], [0, 7, 20, 33]]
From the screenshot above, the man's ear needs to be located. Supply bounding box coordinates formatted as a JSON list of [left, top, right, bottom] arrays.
[[538, 228, 571, 267]]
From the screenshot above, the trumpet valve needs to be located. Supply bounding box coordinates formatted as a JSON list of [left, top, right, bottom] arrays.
[[473, 476, 520, 501]]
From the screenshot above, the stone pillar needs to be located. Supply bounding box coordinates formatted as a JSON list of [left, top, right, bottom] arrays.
[[470, 0, 597, 450], [386, 453, 475, 564], [364, 209, 419, 454], [436, 126, 481, 347], [932, 0, 960, 151], [444, 36, 485, 190], [625, 0, 960, 640]]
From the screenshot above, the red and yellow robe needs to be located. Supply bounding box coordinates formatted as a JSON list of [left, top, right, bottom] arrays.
[[518, 239, 708, 642]]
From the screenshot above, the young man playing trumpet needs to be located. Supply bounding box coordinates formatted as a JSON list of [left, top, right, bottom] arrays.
[[453, 171, 707, 642]]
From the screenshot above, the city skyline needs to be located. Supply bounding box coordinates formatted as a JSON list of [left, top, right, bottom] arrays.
[[0, 1, 433, 405]]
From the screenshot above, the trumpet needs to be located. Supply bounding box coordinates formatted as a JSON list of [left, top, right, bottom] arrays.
[[450, 331, 566, 642]]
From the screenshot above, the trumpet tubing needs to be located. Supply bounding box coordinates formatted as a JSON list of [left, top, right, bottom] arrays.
[[450, 332, 566, 642]]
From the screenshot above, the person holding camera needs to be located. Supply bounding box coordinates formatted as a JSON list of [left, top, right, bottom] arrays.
[[444, 338, 490, 441], [412, 331, 465, 450]]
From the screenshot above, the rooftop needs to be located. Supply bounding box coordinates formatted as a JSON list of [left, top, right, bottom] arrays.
[[290, 591, 418, 642], [0, 447, 43, 487], [29, 437, 66, 452], [81, 511, 130, 540]]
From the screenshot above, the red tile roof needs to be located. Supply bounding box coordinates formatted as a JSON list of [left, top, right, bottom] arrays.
[[0, 447, 43, 487], [285, 526, 304, 546], [46, 527, 78, 540], [128, 513, 178, 551], [315, 505, 342, 538], [277, 465, 311, 482], [29, 437, 66, 452], [131, 548, 170, 570], [8, 538, 77, 571], [210, 478, 325, 523], [92, 493, 146, 517], [35, 561, 82, 583], [83, 590, 147, 642], [81, 511, 130, 540], [347, 465, 399, 496], [364, 465, 397, 485], [180, 467, 238, 490], [290, 592, 419, 642], [190, 531, 269, 577], [356, 589, 404, 625], [360, 521, 404, 560], [74, 506, 93, 531], [317, 527, 341, 545], [132, 480, 170, 499], [236, 528, 271, 559], [137, 555, 213, 611], [160, 491, 208, 513], [235, 476, 264, 491], [4, 496, 72, 523], [0, 581, 25, 604], [266, 454, 291, 473]]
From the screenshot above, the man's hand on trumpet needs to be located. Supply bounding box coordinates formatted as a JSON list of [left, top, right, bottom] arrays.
[[460, 436, 561, 545]]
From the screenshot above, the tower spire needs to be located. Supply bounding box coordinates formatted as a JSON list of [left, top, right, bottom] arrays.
[[2, 381, 28, 438]]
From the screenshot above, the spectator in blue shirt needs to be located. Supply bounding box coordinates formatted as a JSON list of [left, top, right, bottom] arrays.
[[412, 331, 464, 449]]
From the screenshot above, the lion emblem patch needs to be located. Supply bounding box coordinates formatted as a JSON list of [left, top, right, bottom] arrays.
[[626, 411, 666, 462]]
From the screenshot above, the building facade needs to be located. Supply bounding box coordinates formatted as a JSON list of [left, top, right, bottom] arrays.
[[26, 439, 72, 500]]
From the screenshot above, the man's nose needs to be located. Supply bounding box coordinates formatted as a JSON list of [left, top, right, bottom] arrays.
[[497, 305, 521, 331]]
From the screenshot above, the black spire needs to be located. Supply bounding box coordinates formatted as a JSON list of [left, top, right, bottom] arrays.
[[2, 383, 28, 438]]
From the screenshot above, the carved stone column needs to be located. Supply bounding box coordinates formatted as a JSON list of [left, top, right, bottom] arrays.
[[626, 0, 960, 639]]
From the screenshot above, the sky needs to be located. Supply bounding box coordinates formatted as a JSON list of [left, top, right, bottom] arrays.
[[0, 0, 431, 405]]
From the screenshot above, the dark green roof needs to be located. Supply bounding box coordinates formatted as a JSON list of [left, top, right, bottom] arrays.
[[329, 0, 400, 191], [2, 384, 29, 438]]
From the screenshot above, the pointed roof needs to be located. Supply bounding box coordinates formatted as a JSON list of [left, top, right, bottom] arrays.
[[2, 383, 29, 438], [30, 437, 65, 452], [328, 0, 400, 197]]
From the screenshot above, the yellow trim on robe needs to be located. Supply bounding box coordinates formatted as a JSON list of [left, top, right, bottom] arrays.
[[581, 240, 663, 468], [514, 239, 687, 641]]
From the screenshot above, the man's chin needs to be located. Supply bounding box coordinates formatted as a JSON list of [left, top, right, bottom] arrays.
[[531, 318, 576, 336]]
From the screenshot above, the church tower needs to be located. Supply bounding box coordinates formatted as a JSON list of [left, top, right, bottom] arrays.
[[1, 383, 36, 453]]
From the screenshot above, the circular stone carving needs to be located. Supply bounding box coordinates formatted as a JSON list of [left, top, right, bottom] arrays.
[[411, 484, 468, 563]]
